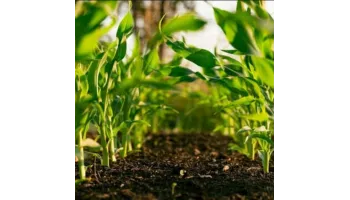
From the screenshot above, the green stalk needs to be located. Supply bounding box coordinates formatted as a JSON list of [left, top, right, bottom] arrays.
[[263, 154, 270, 173], [120, 94, 132, 158], [100, 125, 109, 166], [121, 123, 135, 158], [262, 151, 270, 173], [121, 130, 128, 158], [152, 116, 158, 134], [127, 134, 133, 152], [134, 129, 143, 149], [77, 128, 85, 179], [109, 126, 117, 162], [247, 139, 255, 160]]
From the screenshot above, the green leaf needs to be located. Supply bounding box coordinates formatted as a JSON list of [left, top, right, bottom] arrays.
[[165, 40, 194, 57], [149, 13, 206, 47], [131, 33, 141, 58], [194, 72, 208, 81], [87, 50, 110, 100], [240, 112, 269, 122], [114, 12, 134, 62], [213, 125, 225, 133], [157, 67, 172, 76], [117, 78, 139, 92], [210, 78, 249, 96], [125, 120, 151, 127], [236, 126, 252, 134], [224, 65, 244, 77], [228, 143, 246, 153], [76, 19, 116, 58], [176, 76, 196, 83], [236, 0, 245, 12], [161, 105, 179, 114], [166, 40, 217, 69], [251, 56, 274, 87], [116, 12, 134, 40], [140, 79, 174, 90], [75, 2, 118, 59], [221, 49, 245, 55], [146, 105, 179, 116], [162, 13, 206, 35], [245, 133, 274, 146], [130, 56, 144, 78], [79, 75, 89, 97], [225, 96, 256, 108], [115, 39, 127, 62], [241, 0, 271, 19], [213, 7, 260, 55], [169, 66, 194, 77], [161, 55, 183, 68], [186, 49, 217, 68], [254, 126, 268, 132], [144, 48, 159, 74]]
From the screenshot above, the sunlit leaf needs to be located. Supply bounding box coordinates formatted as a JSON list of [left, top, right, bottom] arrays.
[[225, 96, 256, 108], [251, 56, 274, 87], [214, 7, 260, 55], [116, 12, 134, 40], [144, 48, 160, 74], [76, 19, 116, 58], [246, 133, 274, 146], [149, 13, 206, 47], [240, 112, 269, 122], [254, 126, 268, 132], [237, 126, 252, 134]]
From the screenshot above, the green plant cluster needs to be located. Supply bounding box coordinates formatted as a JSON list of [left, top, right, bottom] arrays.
[[75, 0, 274, 180]]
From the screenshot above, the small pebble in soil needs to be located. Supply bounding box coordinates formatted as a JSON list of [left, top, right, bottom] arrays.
[[194, 148, 201, 155], [223, 165, 230, 172]]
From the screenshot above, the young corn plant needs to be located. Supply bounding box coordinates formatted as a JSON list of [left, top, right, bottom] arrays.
[[75, 1, 118, 178], [243, 126, 274, 173], [75, 66, 94, 179], [210, 0, 274, 172]]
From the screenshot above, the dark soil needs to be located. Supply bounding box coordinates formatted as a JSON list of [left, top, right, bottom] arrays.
[[75, 134, 274, 200]]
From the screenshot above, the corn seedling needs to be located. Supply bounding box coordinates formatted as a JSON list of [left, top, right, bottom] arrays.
[[211, 1, 274, 173]]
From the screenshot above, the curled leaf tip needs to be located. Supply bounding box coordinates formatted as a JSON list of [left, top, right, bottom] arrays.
[[159, 14, 167, 35]]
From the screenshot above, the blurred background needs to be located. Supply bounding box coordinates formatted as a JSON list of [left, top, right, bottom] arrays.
[[102, 0, 274, 71]]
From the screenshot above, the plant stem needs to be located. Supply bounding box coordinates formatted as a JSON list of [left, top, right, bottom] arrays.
[[263, 151, 270, 173], [77, 128, 85, 179], [152, 116, 158, 134], [121, 130, 128, 158], [127, 134, 133, 152], [100, 125, 109, 166], [229, 116, 234, 136], [109, 126, 117, 162], [109, 138, 117, 162]]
